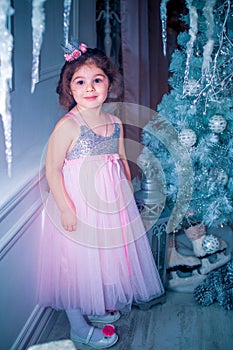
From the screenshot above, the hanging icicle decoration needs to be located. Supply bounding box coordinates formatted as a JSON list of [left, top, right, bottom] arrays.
[[212, 0, 231, 87], [160, 0, 169, 56], [31, 0, 46, 93], [0, 0, 14, 177], [64, 0, 72, 45], [201, 0, 216, 84], [183, 0, 198, 95], [188, 0, 232, 111]]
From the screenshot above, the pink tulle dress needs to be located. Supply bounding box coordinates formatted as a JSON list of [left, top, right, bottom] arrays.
[[37, 113, 164, 315]]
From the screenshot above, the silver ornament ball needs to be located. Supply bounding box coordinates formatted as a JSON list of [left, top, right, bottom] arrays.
[[178, 128, 197, 148], [208, 115, 227, 133]]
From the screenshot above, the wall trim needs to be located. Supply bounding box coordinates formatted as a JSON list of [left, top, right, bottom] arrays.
[[0, 170, 47, 260], [0, 199, 43, 261], [40, 64, 62, 82], [0, 175, 39, 221], [10, 306, 57, 350], [0, 172, 43, 223]]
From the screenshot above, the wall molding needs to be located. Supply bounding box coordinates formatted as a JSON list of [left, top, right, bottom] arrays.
[[40, 64, 62, 82], [11, 306, 57, 350], [0, 172, 44, 223], [0, 198, 43, 261], [0, 170, 47, 260]]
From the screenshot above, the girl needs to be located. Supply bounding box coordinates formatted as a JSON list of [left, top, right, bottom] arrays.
[[37, 42, 164, 349]]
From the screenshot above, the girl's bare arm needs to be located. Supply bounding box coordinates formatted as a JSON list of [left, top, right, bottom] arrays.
[[46, 117, 78, 231]]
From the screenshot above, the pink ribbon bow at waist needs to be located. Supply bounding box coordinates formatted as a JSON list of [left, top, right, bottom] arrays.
[[104, 154, 121, 182]]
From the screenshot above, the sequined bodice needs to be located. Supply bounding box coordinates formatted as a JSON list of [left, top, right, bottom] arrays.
[[66, 122, 120, 160]]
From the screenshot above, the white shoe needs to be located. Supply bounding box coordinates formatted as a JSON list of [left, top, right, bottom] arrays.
[[87, 311, 121, 324], [71, 325, 118, 349]]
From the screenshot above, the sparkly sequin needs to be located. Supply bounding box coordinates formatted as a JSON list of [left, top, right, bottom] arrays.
[[66, 123, 120, 160]]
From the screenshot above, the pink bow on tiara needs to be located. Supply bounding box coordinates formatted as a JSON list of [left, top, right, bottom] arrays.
[[64, 43, 88, 62]]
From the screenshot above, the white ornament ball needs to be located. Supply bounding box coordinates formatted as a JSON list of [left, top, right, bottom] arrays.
[[178, 129, 197, 148], [202, 234, 219, 254], [208, 115, 227, 133]]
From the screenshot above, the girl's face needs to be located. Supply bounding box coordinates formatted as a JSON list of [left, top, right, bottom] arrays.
[[70, 63, 110, 110]]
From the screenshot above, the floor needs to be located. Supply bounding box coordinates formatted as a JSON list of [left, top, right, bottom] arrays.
[[38, 290, 233, 350]]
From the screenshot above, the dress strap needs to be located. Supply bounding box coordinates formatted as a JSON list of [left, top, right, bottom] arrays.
[[108, 113, 119, 125], [66, 111, 74, 117], [67, 111, 84, 126]]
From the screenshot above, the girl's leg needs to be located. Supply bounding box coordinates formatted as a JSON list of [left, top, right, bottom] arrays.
[[66, 308, 103, 341]]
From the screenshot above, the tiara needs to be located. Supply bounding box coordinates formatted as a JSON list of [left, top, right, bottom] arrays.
[[61, 40, 88, 62]]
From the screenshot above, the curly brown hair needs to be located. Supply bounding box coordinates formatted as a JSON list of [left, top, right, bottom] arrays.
[[56, 48, 122, 110]]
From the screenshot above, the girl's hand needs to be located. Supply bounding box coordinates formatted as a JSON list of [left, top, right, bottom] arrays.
[[61, 209, 77, 232]]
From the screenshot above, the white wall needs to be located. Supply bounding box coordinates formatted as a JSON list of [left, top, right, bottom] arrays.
[[0, 0, 63, 206], [0, 1, 96, 349]]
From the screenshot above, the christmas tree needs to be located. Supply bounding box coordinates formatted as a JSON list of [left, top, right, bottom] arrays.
[[142, 0, 233, 231]]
